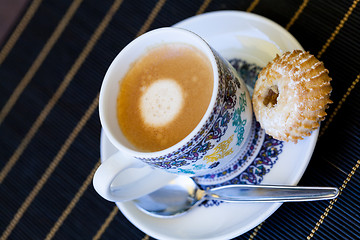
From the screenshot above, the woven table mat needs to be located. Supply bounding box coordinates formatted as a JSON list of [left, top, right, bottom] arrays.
[[0, 0, 359, 239]]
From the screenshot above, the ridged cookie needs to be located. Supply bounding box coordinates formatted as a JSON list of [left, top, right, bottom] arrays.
[[252, 50, 332, 142]]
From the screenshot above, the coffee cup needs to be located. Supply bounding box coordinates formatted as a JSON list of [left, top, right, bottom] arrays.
[[93, 27, 253, 202]]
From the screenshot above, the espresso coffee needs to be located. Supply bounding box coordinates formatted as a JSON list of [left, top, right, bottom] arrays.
[[117, 43, 213, 152]]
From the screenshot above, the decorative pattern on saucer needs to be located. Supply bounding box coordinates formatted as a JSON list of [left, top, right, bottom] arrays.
[[199, 128, 284, 208], [229, 59, 263, 89], [139, 50, 253, 176]]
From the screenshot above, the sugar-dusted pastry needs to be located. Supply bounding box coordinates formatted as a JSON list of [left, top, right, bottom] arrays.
[[252, 50, 332, 142]]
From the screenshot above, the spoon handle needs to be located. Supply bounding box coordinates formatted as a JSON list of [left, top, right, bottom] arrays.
[[206, 185, 339, 202]]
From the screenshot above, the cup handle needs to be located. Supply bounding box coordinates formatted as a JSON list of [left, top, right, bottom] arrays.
[[93, 151, 176, 202]]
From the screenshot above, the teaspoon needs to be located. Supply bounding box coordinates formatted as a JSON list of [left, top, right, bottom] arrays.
[[133, 176, 339, 218]]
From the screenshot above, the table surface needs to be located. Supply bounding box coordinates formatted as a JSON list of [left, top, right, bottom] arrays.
[[1, 0, 359, 239]]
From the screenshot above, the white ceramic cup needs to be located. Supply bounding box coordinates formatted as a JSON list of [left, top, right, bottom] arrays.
[[93, 27, 253, 202]]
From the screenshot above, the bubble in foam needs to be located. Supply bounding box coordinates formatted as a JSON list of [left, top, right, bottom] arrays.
[[140, 79, 184, 127]]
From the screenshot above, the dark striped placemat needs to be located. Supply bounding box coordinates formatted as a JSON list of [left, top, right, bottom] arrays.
[[0, 0, 359, 239]]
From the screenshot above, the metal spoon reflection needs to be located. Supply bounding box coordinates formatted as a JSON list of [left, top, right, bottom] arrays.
[[133, 176, 339, 218]]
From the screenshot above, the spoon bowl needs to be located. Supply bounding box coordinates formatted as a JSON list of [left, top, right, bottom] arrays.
[[133, 176, 339, 218]]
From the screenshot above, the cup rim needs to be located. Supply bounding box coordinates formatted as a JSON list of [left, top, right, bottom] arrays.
[[99, 27, 219, 158]]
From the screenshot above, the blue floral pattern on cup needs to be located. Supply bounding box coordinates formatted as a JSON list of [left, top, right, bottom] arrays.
[[233, 92, 247, 145], [197, 59, 284, 208]]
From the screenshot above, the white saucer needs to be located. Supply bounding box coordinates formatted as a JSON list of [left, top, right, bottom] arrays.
[[100, 11, 318, 240]]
